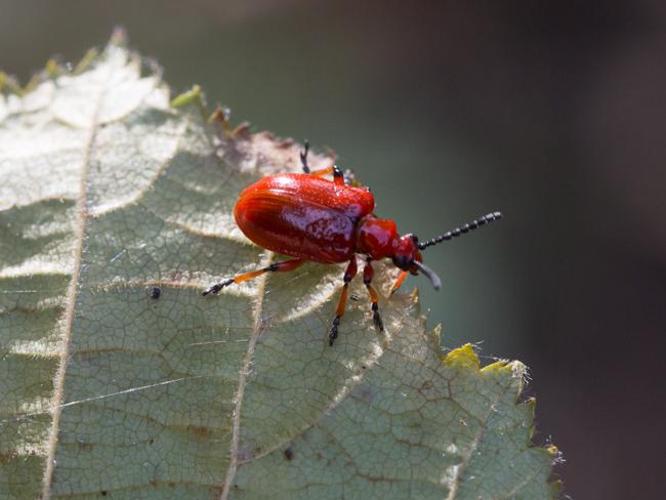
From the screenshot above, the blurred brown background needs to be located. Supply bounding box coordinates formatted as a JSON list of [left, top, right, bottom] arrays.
[[2, 1, 664, 498]]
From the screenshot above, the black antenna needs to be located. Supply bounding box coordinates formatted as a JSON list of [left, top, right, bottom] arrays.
[[418, 211, 502, 250]]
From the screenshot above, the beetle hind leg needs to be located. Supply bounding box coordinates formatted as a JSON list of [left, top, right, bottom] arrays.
[[308, 165, 345, 186], [300, 140, 311, 173], [202, 258, 305, 296], [299, 140, 345, 186], [329, 259, 358, 345]]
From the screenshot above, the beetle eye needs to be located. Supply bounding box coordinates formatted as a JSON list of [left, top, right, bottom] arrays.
[[411, 234, 419, 243], [392, 255, 411, 269]]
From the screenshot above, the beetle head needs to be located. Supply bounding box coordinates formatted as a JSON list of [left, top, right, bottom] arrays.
[[392, 234, 442, 290], [391, 234, 420, 270]]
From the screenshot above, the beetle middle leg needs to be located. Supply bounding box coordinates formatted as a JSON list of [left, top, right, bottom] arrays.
[[329, 258, 358, 345], [363, 259, 384, 333], [202, 258, 305, 296]]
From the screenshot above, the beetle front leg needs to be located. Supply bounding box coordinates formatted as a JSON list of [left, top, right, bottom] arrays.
[[202, 258, 305, 296], [329, 258, 358, 346], [363, 259, 384, 333], [389, 270, 409, 296]]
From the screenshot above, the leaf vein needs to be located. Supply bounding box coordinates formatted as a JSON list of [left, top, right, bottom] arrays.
[[40, 75, 107, 500], [219, 250, 273, 500]]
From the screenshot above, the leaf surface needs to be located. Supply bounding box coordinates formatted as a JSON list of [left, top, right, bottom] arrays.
[[0, 38, 559, 499]]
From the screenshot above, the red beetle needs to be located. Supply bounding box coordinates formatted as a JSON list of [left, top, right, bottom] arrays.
[[204, 142, 502, 345]]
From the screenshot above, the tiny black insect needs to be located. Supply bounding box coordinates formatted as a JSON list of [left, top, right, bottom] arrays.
[[150, 287, 161, 300], [283, 447, 294, 461]]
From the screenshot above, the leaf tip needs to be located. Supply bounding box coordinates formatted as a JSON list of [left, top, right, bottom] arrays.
[[480, 358, 510, 374], [431, 323, 442, 344], [22, 73, 41, 94], [0, 71, 22, 95], [73, 48, 99, 75], [442, 343, 480, 370]]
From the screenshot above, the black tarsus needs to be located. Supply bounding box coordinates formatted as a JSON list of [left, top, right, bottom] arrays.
[[371, 302, 384, 332], [202, 278, 234, 296], [418, 211, 502, 250], [329, 316, 341, 346], [328, 259, 358, 346]]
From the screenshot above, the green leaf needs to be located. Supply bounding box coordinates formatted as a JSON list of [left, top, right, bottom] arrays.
[[0, 36, 560, 499]]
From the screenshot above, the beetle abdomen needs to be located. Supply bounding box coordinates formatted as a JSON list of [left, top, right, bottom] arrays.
[[234, 174, 374, 263]]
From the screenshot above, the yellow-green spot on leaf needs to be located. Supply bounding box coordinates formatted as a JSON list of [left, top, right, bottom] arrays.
[[0, 35, 560, 499], [171, 84, 203, 108], [443, 342, 481, 370]]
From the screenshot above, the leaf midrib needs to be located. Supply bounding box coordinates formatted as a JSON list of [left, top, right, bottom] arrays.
[[40, 79, 106, 500]]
